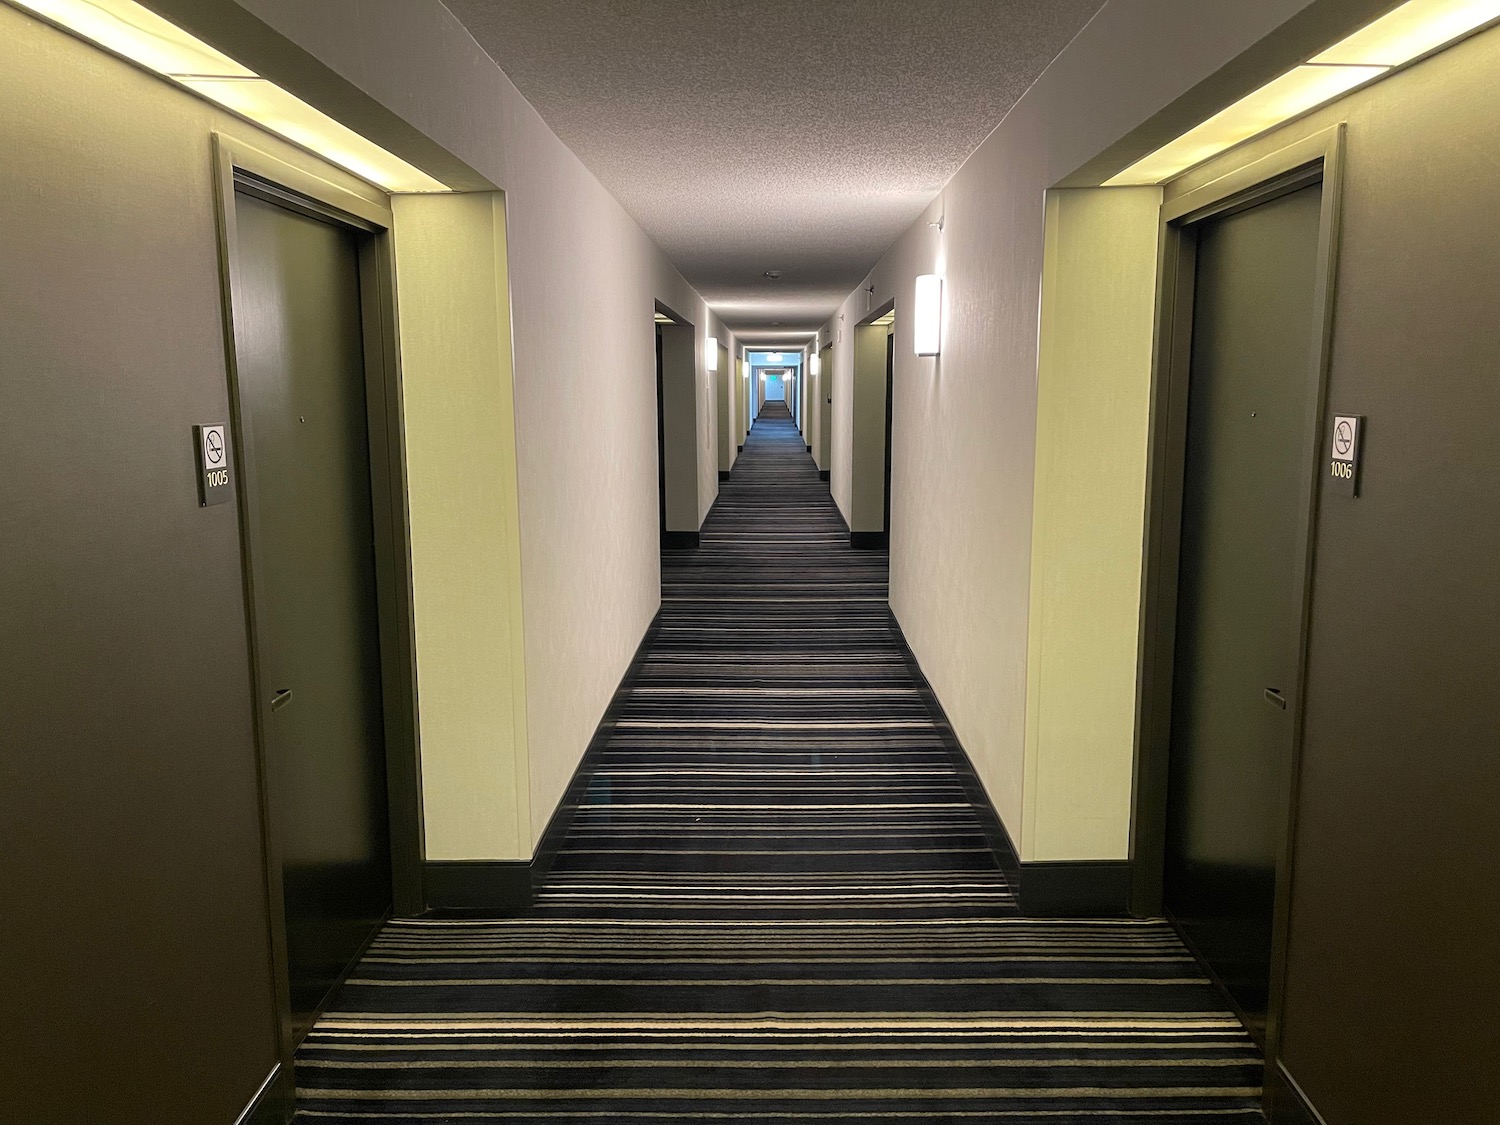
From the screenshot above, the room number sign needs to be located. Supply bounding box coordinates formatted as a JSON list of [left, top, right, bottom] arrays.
[[1328, 413, 1363, 497]]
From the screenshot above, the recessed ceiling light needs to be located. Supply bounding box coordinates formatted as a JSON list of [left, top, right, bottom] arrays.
[[1106, 0, 1500, 186]]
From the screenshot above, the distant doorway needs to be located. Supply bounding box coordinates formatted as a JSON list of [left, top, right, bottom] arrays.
[[850, 306, 895, 548], [654, 306, 700, 549]]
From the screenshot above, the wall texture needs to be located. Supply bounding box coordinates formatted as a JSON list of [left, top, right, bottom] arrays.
[[1166, 25, 1500, 1124], [393, 191, 532, 861]]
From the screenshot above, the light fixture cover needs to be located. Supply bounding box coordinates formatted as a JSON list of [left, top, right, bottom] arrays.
[[11, 0, 449, 193], [1313, 0, 1500, 66], [1104, 65, 1382, 185], [1105, 0, 1500, 186], [809, 352, 822, 376], [914, 274, 943, 357], [706, 336, 719, 371]]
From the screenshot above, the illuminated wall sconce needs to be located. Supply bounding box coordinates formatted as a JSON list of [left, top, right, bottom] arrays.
[[705, 337, 719, 372], [914, 274, 943, 357], [9, 0, 449, 192], [809, 351, 822, 376]]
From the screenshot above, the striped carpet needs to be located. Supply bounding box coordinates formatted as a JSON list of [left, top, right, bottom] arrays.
[[295, 401, 1265, 1123]]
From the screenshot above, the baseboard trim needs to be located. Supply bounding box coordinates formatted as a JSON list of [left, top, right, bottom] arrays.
[[661, 530, 700, 548], [1018, 861, 1132, 917], [850, 531, 888, 549], [887, 610, 1021, 888], [1265, 1060, 1327, 1125], [235, 1062, 294, 1125], [419, 612, 663, 918], [529, 611, 664, 883], [818, 469, 830, 481], [888, 609, 1134, 917], [424, 860, 532, 914]]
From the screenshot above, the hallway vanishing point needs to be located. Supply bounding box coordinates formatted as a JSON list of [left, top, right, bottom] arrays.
[[296, 403, 1264, 1122]]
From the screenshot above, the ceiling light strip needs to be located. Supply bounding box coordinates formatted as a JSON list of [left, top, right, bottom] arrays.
[[1106, 0, 1500, 186], [8, 0, 450, 193]]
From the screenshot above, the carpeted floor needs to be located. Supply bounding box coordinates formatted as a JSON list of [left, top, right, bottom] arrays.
[[295, 401, 1265, 1123]]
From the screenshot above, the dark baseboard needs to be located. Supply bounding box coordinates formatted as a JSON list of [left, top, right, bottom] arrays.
[[806, 444, 812, 453], [1264, 1060, 1327, 1125], [419, 613, 664, 917], [424, 860, 532, 914], [850, 531, 888, 549], [887, 610, 1021, 888], [235, 1063, 295, 1125], [661, 530, 700, 548], [529, 611, 664, 883], [1018, 861, 1132, 917], [738, 444, 744, 452], [889, 609, 1133, 918], [818, 469, 830, 481], [718, 470, 730, 481]]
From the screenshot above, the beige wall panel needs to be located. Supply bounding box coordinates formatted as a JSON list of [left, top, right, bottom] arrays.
[[717, 345, 735, 473], [1021, 187, 1160, 863], [393, 191, 532, 861], [851, 324, 893, 534]]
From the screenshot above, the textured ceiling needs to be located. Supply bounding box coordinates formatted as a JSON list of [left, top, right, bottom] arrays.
[[444, 0, 1104, 342]]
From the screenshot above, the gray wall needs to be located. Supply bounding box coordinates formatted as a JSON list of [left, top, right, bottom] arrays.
[[0, 10, 310, 1121], [1167, 25, 1500, 1123]]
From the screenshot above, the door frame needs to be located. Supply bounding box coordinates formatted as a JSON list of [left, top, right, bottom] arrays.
[[209, 134, 426, 1061], [1128, 126, 1346, 1062]]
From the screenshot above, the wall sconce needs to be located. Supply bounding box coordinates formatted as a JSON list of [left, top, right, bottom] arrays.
[[914, 274, 943, 357], [809, 351, 822, 376], [705, 337, 719, 371]]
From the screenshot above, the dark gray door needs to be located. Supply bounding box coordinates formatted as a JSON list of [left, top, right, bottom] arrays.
[[233, 189, 391, 1039], [1164, 183, 1323, 1038], [883, 331, 894, 536]]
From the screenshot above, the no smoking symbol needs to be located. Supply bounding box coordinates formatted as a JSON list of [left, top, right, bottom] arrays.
[[205, 429, 225, 466], [1333, 419, 1354, 457]]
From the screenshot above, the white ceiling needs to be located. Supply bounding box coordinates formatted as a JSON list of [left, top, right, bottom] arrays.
[[443, 0, 1104, 343]]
